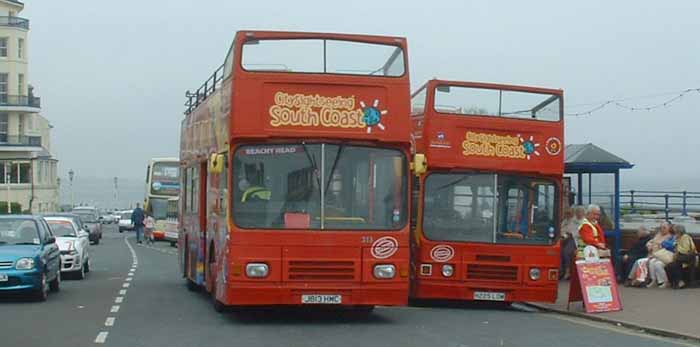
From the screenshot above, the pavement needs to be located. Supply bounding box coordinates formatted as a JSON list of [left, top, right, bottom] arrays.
[[529, 281, 700, 343], [2, 225, 699, 347]]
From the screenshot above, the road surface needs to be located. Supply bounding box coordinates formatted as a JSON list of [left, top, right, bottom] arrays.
[[1, 225, 697, 347]]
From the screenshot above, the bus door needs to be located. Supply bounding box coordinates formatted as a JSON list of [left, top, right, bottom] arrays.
[[198, 161, 208, 284]]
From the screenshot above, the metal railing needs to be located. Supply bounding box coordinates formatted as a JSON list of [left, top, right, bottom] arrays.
[[0, 135, 42, 147], [0, 16, 29, 29], [586, 190, 700, 220], [0, 95, 41, 108], [184, 64, 224, 115], [624, 190, 700, 219]]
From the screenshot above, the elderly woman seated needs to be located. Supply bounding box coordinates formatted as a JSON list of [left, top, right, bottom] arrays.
[[666, 224, 698, 289], [618, 226, 652, 282], [627, 222, 673, 287]]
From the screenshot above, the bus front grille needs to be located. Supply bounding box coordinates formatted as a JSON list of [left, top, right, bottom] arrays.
[[466, 264, 518, 281], [287, 261, 356, 281]]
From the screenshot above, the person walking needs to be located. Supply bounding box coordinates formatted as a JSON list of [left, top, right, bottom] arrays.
[[131, 203, 146, 244], [144, 213, 156, 245]]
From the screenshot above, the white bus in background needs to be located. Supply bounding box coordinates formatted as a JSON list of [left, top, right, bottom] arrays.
[[144, 158, 180, 244]]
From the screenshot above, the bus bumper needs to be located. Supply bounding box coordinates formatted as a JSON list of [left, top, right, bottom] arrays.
[[223, 282, 408, 306], [412, 280, 557, 303]]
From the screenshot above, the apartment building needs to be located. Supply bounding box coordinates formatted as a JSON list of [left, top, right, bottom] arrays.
[[0, 0, 58, 213]]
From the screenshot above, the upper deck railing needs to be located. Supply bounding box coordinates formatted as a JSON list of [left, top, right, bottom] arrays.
[[184, 64, 224, 115]]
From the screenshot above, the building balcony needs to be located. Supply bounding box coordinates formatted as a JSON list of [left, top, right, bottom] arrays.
[[0, 16, 29, 30], [0, 135, 42, 151], [0, 94, 41, 112]]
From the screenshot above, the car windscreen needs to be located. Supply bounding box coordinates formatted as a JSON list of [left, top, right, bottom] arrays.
[[121, 212, 132, 220], [0, 219, 40, 245], [233, 143, 407, 230], [46, 220, 78, 237], [73, 211, 98, 223]]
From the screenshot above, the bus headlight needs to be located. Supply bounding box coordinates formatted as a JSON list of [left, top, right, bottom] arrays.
[[15, 258, 35, 270], [529, 267, 541, 281], [373, 264, 396, 279], [245, 263, 269, 278], [442, 264, 454, 277]]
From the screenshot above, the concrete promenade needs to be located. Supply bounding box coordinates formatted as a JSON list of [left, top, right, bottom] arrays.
[[530, 281, 700, 342]]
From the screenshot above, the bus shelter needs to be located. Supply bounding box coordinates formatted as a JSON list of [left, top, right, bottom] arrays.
[[564, 143, 634, 253]]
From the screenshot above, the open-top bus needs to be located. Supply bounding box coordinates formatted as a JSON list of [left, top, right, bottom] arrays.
[[145, 158, 180, 244], [410, 80, 563, 303], [179, 31, 413, 312]]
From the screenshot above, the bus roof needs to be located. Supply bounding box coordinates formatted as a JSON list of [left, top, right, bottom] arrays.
[[181, 30, 412, 162], [412, 79, 564, 176]]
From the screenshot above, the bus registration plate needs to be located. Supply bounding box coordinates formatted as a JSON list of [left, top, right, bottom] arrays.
[[301, 294, 342, 304], [473, 291, 506, 301]]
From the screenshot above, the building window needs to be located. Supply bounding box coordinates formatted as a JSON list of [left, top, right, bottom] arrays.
[[18, 73, 24, 95], [17, 38, 23, 59], [0, 112, 7, 143], [19, 163, 30, 183], [0, 37, 7, 57], [0, 73, 7, 103]]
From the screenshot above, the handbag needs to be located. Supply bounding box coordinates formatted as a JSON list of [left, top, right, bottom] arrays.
[[652, 248, 675, 265]]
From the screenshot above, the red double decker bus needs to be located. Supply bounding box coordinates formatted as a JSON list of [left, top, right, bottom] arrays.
[[179, 31, 413, 312], [410, 80, 563, 303]]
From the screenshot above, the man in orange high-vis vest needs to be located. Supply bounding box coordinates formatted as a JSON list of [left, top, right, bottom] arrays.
[[575, 204, 608, 257]]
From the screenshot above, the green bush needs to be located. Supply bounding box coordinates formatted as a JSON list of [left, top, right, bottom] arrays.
[[0, 202, 23, 214]]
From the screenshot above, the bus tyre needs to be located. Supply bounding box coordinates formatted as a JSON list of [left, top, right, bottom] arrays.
[[350, 305, 375, 318], [212, 295, 227, 313], [186, 278, 199, 292]]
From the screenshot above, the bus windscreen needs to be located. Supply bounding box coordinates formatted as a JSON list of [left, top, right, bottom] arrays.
[[232, 143, 407, 230], [422, 173, 558, 245], [242, 39, 405, 77]]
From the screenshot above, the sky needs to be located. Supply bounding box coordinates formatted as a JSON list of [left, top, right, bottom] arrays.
[[21, 0, 700, 205]]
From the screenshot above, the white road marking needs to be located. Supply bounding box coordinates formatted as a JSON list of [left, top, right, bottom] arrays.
[[110, 305, 120, 313], [126, 277, 133, 281], [115, 297, 124, 303], [122, 283, 130, 288], [95, 331, 108, 343], [119, 289, 127, 295], [105, 317, 115, 327]]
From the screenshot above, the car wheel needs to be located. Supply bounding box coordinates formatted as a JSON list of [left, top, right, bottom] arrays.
[[49, 270, 61, 292], [77, 263, 86, 280], [34, 273, 49, 301], [119, 229, 124, 233], [84, 258, 91, 273]]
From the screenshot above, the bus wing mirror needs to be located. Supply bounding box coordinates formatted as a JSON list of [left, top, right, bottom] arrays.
[[210, 153, 225, 174], [412, 153, 427, 175]]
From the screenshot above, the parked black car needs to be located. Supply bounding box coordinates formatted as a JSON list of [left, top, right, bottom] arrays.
[[69, 208, 103, 245]]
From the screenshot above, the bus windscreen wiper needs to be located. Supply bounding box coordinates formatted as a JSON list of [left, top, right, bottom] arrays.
[[301, 142, 321, 187], [324, 144, 344, 194]]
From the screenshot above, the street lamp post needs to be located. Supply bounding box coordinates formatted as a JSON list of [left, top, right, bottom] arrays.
[[114, 177, 118, 210], [5, 162, 11, 214], [68, 169, 75, 209]]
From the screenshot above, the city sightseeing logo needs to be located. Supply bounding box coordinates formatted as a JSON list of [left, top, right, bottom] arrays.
[[268, 92, 387, 133], [461, 131, 541, 160]]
